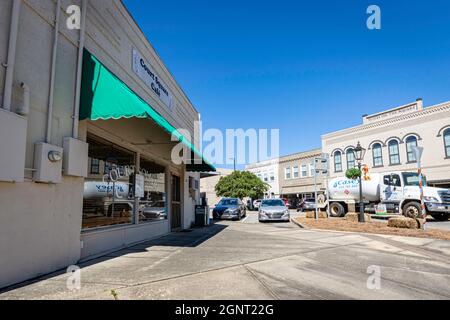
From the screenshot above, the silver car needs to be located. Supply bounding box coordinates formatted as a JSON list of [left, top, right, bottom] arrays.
[[259, 199, 290, 222]]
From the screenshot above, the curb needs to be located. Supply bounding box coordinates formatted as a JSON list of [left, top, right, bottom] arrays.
[[290, 218, 307, 229]]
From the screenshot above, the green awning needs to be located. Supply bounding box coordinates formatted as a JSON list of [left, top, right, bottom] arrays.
[[79, 49, 215, 172]]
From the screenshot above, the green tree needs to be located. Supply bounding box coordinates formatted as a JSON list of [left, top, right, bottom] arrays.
[[215, 171, 269, 199]]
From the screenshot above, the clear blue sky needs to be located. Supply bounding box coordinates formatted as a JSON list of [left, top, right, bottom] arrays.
[[123, 0, 450, 168]]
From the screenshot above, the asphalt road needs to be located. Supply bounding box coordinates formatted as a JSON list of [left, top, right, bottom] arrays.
[[1, 214, 450, 300]]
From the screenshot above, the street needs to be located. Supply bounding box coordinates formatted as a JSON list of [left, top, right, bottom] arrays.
[[1, 212, 450, 300]]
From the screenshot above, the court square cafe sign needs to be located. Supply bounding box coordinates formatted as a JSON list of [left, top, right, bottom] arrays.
[[132, 48, 173, 110]]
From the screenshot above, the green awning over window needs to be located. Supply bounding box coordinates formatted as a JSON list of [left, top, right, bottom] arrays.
[[79, 49, 215, 172]]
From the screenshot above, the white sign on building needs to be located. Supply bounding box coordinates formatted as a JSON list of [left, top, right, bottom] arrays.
[[132, 48, 173, 110]]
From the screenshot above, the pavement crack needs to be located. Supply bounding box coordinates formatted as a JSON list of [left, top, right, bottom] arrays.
[[243, 265, 280, 300]]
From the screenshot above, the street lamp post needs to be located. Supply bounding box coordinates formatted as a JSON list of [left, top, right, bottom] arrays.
[[354, 142, 366, 223], [413, 146, 425, 230]]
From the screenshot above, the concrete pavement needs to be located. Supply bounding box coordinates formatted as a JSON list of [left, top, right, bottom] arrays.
[[1, 212, 450, 300]]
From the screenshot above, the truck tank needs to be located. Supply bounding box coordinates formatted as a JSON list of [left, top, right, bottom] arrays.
[[84, 181, 130, 200], [328, 174, 381, 202]]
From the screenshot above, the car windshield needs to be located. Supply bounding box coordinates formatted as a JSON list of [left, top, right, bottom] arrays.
[[402, 172, 427, 186], [219, 199, 238, 206], [261, 199, 285, 207], [150, 201, 165, 207], [304, 198, 315, 203]]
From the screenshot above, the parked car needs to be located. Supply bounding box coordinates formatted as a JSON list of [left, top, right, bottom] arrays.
[[141, 201, 166, 220], [281, 198, 290, 207], [253, 199, 262, 210], [259, 199, 290, 222], [297, 198, 317, 212], [213, 198, 247, 220]]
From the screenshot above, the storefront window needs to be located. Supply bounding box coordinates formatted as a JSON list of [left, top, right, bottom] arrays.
[[82, 135, 136, 230], [137, 158, 167, 223]]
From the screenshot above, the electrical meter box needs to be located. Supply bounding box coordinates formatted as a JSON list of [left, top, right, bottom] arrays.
[[63, 137, 88, 177], [0, 109, 27, 182], [33, 142, 63, 183]]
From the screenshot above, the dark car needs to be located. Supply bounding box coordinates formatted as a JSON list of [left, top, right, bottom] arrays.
[[297, 198, 317, 212], [213, 198, 246, 220]]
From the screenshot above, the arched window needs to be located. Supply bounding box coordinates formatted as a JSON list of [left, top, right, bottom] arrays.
[[444, 128, 450, 158], [334, 151, 342, 172], [388, 140, 400, 165], [346, 148, 355, 169], [405, 136, 418, 162], [372, 143, 383, 167]]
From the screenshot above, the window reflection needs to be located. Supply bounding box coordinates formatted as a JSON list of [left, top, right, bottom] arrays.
[[82, 135, 135, 229], [138, 158, 167, 223]]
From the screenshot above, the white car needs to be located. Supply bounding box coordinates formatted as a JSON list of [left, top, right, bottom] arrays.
[[259, 199, 290, 222], [253, 199, 262, 210]]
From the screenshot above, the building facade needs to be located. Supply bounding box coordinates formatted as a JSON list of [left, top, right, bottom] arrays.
[[245, 159, 280, 198], [200, 168, 234, 207], [0, 0, 213, 289], [322, 99, 450, 188], [278, 149, 325, 208]]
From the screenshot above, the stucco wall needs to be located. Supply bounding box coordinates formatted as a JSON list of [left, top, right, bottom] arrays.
[[0, 177, 83, 288]]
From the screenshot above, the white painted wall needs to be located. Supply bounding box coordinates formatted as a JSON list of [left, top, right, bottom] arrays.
[[246, 159, 280, 197]]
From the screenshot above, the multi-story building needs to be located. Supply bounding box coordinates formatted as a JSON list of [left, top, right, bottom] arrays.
[[0, 0, 214, 289], [322, 99, 450, 188], [245, 158, 280, 198], [200, 168, 234, 206], [278, 149, 325, 208]]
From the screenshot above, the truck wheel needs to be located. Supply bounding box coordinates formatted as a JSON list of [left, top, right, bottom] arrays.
[[329, 202, 345, 217], [431, 213, 449, 221], [402, 202, 422, 219]]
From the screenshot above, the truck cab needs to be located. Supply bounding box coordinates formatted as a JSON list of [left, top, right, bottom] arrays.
[[381, 171, 450, 220]]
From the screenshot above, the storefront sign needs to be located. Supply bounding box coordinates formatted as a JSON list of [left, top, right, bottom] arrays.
[[135, 173, 145, 198], [132, 49, 173, 110]]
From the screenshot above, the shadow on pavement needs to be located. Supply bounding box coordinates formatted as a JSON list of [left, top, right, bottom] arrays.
[[0, 223, 228, 294]]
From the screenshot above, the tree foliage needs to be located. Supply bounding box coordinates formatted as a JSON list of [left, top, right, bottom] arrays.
[[346, 168, 361, 180], [215, 171, 269, 199]]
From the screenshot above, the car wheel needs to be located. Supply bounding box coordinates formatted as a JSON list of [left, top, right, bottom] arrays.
[[402, 202, 422, 219], [329, 202, 345, 217], [431, 213, 449, 221]]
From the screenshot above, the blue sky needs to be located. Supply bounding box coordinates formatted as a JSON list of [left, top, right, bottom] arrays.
[[123, 0, 450, 168]]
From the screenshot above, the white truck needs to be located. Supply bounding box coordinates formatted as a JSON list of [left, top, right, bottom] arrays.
[[327, 171, 450, 221]]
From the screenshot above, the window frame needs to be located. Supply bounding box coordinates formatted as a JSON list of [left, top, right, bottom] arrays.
[[372, 143, 383, 167], [90, 158, 100, 174], [444, 128, 450, 158], [334, 151, 342, 173], [292, 165, 299, 178], [346, 148, 356, 169], [405, 136, 418, 163], [284, 167, 291, 180], [301, 164, 308, 178], [388, 140, 401, 165]]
